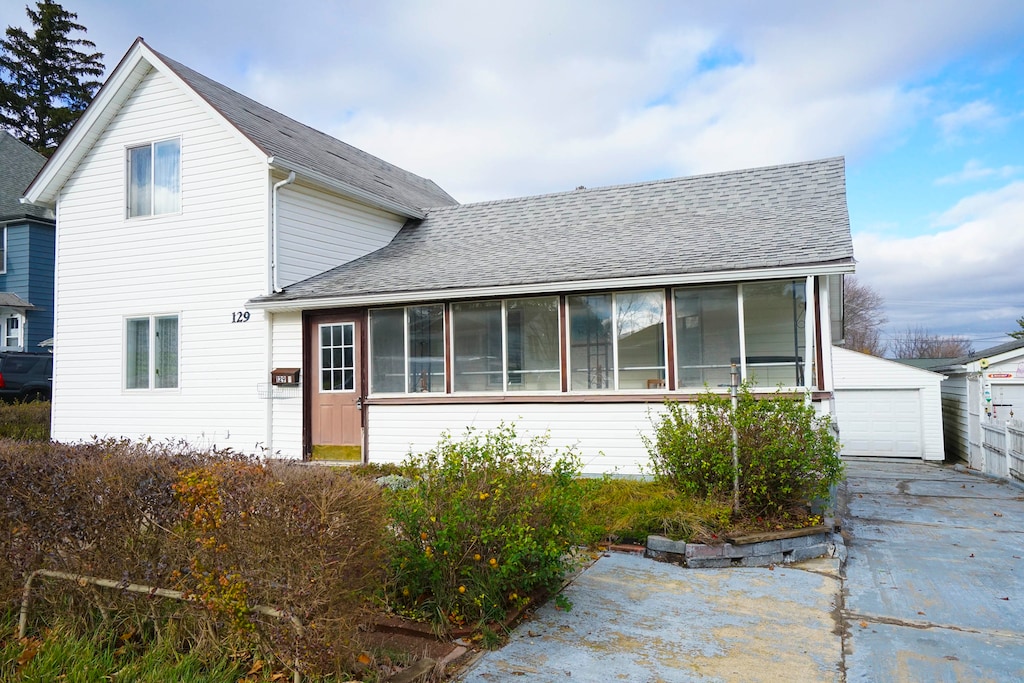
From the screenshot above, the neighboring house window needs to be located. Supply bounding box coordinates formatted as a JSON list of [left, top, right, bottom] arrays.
[[674, 279, 807, 389], [0, 227, 6, 273], [125, 315, 179, 389], [568, 290, 666, 391], [127, 139, 181, 217], [4, 316, 21, 349], [369, 305, 444, 393], [451, 296, 560, 392]]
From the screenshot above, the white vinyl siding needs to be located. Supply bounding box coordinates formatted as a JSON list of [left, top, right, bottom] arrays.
[[366, 402, 671, 475], [51, 66, 270, 450], [275, 181, 405, 288], [831, 346, 945, 460], [269, 311, 303, 458]]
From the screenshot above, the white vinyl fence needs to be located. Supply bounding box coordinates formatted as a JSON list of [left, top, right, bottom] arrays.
[[980, 418, 1024, 482]]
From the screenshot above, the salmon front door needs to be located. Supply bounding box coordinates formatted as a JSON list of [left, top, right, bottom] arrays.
[[309, 315, 363, 461]]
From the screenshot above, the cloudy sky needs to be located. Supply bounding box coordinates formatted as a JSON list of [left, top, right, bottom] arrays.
[[5, 1, 1023, 349]]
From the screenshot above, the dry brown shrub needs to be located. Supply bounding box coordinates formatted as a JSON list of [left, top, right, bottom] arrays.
[[0, 440, 388, 678]]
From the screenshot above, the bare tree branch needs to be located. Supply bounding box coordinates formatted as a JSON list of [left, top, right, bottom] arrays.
[[841, 276, 887, 356]]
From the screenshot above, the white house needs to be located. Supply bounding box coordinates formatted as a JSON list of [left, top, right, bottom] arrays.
[[932, 339, 1024, 479], [24, 40, 856, 474], [831, 346, 945, 460]]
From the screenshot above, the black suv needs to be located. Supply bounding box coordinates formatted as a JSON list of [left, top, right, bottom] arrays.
[[0, 351, 52, 402]]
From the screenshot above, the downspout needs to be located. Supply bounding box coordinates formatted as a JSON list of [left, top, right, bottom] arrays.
[[271, 171, 296, 294], [267, 171, 295, 460]]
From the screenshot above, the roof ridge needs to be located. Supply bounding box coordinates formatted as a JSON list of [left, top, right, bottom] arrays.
[[426, 156, 845, 213]]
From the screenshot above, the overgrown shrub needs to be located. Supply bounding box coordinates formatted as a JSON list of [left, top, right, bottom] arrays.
[[0, 439, 388, 678], [645, 387, 843, 518], [384, 424, 584, 631], [0, 400, 50, 440]]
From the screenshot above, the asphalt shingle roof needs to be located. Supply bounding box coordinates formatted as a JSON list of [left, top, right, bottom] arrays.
[[256, 157, 853, 304], [935, 338, 1024, 369], [0, 131, 52, 222], [151, 47, 457, 213]]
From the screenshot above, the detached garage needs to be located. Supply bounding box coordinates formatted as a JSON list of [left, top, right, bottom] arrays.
[[831, 346, 945, 460]]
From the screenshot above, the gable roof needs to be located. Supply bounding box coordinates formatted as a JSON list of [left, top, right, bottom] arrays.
[[23, 39, 456, 217], [0, 132, 52, 222], [251, 157, 854, 311], [150, 47, 457, 214], [931, 337, 1024, 372]]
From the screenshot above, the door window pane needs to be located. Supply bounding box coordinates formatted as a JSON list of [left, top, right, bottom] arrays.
[[569, 294, 612, 390], [506, 297, 560, 392], [452, 301, 502, 392], [675, 285, 740, 389], [408, 305, 444, 392], [370, 308, 405, 393], [743, 280, 806, 387], [320, 322, 356, 392], [616, 291, 665, 390]]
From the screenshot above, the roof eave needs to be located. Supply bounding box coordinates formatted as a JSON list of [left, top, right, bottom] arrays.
[[23, 38, 150, 208], [247, 260, 855, 313], [268, 157, 426, 219]]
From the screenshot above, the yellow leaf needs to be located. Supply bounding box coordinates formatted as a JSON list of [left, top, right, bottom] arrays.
[[358, 652, 373, 665], [247, 660, 264, 675]]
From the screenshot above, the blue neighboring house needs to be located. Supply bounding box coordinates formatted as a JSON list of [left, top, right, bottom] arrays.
[[0, 131, 55, 351]]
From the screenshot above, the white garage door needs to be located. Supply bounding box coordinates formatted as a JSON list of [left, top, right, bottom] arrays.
[[834, 389, 923, 457]]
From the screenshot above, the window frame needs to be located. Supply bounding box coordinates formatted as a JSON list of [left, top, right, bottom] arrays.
[[672, 277, 812, 391], [318, 322, 356, 393], [3, 315, 21, 349], [126, 137, 182, 219], [124, 313, 180, 391], [567, 290, 667, 392], [0, 226, 6, 274]]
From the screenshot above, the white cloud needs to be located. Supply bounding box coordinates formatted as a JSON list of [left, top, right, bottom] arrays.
[[936, 100, 1006, 141], [935, 159, 1020, 185], [854, 181, 1024, 340]]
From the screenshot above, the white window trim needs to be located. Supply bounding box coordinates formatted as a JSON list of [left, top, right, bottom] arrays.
[[123, 313, 180, 391], [125, 136, 183, 220], [318, 321, 356, 394]]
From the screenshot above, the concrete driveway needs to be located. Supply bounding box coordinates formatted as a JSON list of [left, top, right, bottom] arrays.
[[840, 458, 1024, 682], [456, 458, 1024, 682]]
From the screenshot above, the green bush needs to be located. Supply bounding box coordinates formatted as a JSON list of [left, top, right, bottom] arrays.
[[645, 387, 843, 518], [0, 400, 50, 440], [384, 424, 584, 631]]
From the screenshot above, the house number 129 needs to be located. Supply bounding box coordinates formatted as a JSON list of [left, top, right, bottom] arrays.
[[232, 311, 251, 323]]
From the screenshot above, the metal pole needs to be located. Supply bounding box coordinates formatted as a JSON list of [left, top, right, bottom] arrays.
[[731, 363, 740, 514]]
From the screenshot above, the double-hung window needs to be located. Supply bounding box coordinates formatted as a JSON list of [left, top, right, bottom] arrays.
[[0, 227, 6, 273], [127, 138, 181, 217], [126, 315, 179, 389]]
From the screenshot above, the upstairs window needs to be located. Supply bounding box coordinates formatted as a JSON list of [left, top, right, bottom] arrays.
[[128, 139, 181, 217], [126, 315, 179, 389], [0, 227, 6, 273]]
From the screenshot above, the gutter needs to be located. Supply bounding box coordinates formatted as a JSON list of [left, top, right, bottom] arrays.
[[246, 261, 857, 313], [268, 157, 425, 220]]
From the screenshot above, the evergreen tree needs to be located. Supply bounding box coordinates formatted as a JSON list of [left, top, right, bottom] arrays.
[[1009, 316, 1024, 340], [0, 1, 104, 156]]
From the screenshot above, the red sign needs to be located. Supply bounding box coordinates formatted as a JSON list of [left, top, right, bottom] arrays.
[[987, 373, 1013, 379]]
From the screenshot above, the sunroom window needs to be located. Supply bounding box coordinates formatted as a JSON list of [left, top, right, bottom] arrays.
[[674, 280, 808, 389], [569, 290, 665, 390], [451, 297, 560, 392], [742, 280, 806, 387], [674, 285, 740, 389], [369, 305, 444, 393]]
